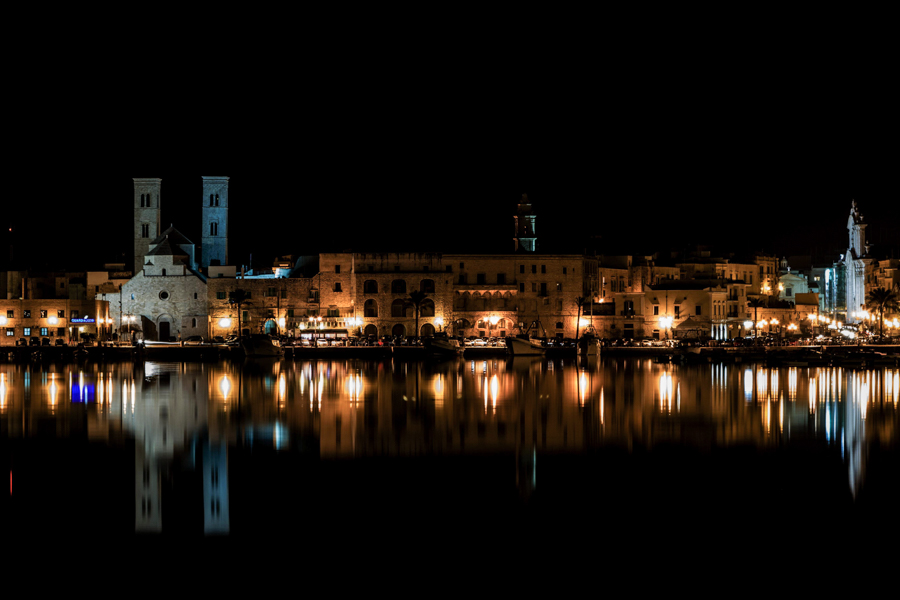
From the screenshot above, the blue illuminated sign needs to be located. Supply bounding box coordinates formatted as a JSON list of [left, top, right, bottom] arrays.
[[70, 318, 95, 324]]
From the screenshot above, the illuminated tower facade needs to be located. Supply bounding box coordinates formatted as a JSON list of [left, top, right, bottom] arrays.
[[845, 199, 872, 323], [514, 194, 536, 252], [201, 176, 229, 269], [134, 178, 162, 274]]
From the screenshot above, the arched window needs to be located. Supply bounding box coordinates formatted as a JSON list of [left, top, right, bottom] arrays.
[[391, 299, 407, 317], [140, 194, 145, 207], [391, 279, 407, 294], [391, 324, 406, 337], [209, 194, 214, 206], [420, 279, 435, 293], [364, 280, 378, 294], [215, 194, 220, 206], [210, 222, 218, 236], [192, 318, 197, 328], [364, 324, 377, 336], [421, 323, 435, 337], [364, 299, 378, 318], [162, 268, 167, 276], [420, 298, 435, 317]]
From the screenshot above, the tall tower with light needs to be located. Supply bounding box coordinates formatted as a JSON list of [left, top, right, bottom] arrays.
[[133, 178, 161, 274], [201, 176, 229, 269], [514, 193, 537, 252]]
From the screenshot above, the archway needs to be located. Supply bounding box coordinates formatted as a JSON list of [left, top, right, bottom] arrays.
[[391, 323, 406, 337], [421, 323, 435, 337], [364, 324, 377, 337], [264, 319, 278, 335]]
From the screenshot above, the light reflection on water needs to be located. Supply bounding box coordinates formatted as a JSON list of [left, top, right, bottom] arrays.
[[2, 358, 899, 534]]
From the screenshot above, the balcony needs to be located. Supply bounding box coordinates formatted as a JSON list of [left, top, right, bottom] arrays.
[[454, 283, 517, 293]]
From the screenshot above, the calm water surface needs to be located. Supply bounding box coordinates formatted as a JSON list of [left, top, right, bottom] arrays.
[[2, 357, 899, 539]]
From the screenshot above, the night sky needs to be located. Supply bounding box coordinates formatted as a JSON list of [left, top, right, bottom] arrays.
[[5, 55, 897, 273]]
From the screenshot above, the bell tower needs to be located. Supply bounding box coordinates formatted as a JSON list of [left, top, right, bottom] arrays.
[[133, 178, 161, 274], [514, 193, 537, 252], [201, 176, 229, 269]]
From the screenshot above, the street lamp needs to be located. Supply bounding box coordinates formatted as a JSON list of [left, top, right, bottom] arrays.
[[435, 316, 444, 332], [659, 315, 673, 340], [743, 320, 754, 339]]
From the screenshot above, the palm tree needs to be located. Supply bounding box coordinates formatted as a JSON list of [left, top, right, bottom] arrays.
[[574, 296, 586, 341], [406, 290, 428, 342], [228, 289, 252, 338], [865, 287, 900, 338], [747, 297, 767, 339]]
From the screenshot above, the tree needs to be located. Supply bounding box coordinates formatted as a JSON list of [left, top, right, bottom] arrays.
[[747, 297, 767, 339], [229, 289, 253, 338], [865, 287, 900, 339], [574, 296, 586, 341], [406, 290, 428, 341]]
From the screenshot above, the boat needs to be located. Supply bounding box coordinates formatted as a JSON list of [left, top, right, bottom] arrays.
[[507, 335, 546, 356], [239, 334, 284, 358], [578, 333, 600, 356], [422, 332, 462, 357]]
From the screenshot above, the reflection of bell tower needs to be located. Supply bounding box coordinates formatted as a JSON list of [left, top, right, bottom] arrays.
[[514, 194, 537, 252]]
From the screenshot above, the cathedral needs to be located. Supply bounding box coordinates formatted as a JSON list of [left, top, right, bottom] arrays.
[[111, 177, 231, 341]]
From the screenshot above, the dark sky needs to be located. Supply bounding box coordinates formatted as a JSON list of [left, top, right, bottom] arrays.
[[3, 138, 898, 272], [5, 46, 898, 272]]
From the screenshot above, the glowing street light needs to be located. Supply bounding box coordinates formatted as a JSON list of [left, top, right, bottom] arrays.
[[218, 317, 232, 328]]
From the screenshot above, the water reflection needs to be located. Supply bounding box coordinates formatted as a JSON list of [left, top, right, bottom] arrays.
[[2, 358, 900, 535]]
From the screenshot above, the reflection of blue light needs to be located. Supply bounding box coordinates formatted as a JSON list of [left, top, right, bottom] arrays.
[[825, 408, 831, 442], [71, 384, 95, 403], [274, 422, 288, 450]]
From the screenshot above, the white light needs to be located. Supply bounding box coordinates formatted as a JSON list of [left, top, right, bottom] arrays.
[[218, 318, 232, 328]]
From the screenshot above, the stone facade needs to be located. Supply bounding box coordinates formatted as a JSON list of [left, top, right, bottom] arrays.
[[133, 178, 161, 275], [351, 252, 451, 338], [207, 275, 315, 338], [112, 232, 207, 341], [201, 176, 229, 269]]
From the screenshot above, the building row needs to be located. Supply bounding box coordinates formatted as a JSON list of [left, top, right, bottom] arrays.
[[1, 183, 896, 346]]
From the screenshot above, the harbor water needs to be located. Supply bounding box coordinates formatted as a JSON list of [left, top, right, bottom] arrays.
[[2, 356, 899, 545]]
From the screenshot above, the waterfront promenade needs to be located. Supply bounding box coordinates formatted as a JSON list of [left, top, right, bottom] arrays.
[[2, 340, 898, 367]]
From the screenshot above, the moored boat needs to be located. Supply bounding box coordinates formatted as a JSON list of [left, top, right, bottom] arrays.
[[507, 335, 546, 356], [422, 332, 462, 357], [239, 334, 284, 358]]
